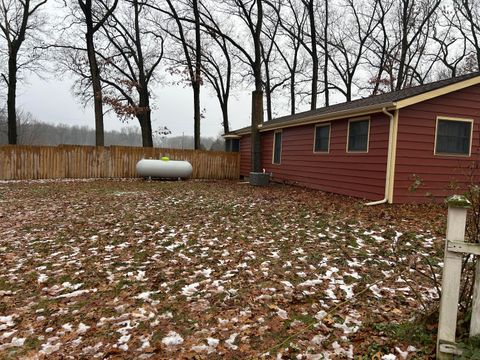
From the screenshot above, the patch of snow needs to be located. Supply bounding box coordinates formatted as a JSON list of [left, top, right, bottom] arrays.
[[181, 283, 199, 296], [62, 323, 73, 332], [191, 344, 212, 353], [339, 284, 354, 299], [207, 337, 219, 347], [311, 334, 326, 345], [135, 271, 146, 281], [225, 333, 238, 350], [332, 341, 353, 359], [276, 308, 288, 320], [369, 284, 383, 298], [315, 310, 328, 321], [10, 337, 25, 346], [56, 288, 96, 298], [118, 334, 131, 344], [299, 279, 322, 287], [161, 331, 184, 346], [159, 311, 173, 319], [381, 355, 396, 360], [136, 292, 153, 301], [38, 274, 48, 283], [77, 323, 90, 334], [40, 342, 61, 355]]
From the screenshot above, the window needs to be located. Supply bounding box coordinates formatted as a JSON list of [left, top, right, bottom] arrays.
[[347, 119, 369, 152], [272, 131, 282, 164], [225, 138, 240, 152], [231, 139, 240, 152], [435, 118, 473, 156], [314, 124, 330, 153]]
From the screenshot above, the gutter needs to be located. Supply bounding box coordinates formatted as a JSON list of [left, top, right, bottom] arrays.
[[365, 107, 398, 206]]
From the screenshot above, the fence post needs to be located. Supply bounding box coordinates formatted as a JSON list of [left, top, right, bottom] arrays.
[[470, 253, 480, 337], [437, 195, 470, 359]]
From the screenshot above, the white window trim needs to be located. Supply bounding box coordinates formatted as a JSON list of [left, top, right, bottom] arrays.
[[434, 116, 474, 157], [272, 130, 282, 165], [313, 123, 331, 154], [346, 117, 370, 153]]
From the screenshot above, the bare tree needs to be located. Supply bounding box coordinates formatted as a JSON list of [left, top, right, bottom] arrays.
[[198, 9, 233, 134], [394, 0, 441, 90], [365, 0, 393, 95], [431, 12, 469, 78], [0, 0, 47, 145], [451, 0, 480, 71], [187, 0, 265, 171], [100, 0, 164, 147], [326, 0, 380, 101], [276, 0, 306, 114], [364, 0, 440, 93], [152, 0, 203, 150], [262, 0, 287, 121], [60, 0, 118, 146], [303, 0, 318, 109]]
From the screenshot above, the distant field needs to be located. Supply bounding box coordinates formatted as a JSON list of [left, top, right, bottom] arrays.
[[0, 179, 445, 359]]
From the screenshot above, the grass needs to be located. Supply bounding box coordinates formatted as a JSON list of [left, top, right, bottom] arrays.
[[0, 179, 447, 358]]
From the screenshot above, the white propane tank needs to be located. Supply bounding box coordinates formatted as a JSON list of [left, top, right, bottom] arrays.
[[136, 158, 193, 178]]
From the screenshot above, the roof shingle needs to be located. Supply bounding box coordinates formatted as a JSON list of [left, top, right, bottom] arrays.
[[226, 71, 480, 135]]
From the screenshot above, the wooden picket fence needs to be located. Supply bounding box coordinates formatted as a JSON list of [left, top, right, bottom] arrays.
[[0, 145, 240, 180]]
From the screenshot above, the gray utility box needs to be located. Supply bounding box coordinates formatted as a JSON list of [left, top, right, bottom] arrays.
[[249, 172, 270, 186]]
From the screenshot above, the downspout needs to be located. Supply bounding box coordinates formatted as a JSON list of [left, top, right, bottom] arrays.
[[365, 107, 396, 206]]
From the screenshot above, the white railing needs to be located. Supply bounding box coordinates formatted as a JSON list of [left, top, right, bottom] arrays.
[[437, 195, 480, 358]]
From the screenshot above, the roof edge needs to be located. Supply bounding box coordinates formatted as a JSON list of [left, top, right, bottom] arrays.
[[259, 102, 395, 132], [227, 72, 480, 136], [222, 134, 242, 139], [395, 75, 480, 109]]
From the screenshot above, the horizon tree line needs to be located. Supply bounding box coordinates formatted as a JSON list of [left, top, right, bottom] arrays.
[[1, 0, 480, 170]]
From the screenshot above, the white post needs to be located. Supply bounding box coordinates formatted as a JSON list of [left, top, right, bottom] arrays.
[[437, 196, 470, 359], [470, 259, 480, 337]]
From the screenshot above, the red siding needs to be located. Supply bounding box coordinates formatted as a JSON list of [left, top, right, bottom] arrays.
[[239, 113, 390, 200], [240, 135, 251, 177], [394, 84, 480, 203]]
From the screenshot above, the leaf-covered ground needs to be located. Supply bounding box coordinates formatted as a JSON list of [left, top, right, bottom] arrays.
[[0, 179, 447, 359]]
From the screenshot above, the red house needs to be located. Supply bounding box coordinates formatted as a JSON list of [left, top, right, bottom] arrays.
[[224, 72, 480, 204]]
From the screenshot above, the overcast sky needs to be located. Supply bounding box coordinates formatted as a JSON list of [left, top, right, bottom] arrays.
[[16, 73, 252, 138]]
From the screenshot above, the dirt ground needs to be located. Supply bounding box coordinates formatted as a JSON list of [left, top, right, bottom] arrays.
[[0, 179, 448, 359]]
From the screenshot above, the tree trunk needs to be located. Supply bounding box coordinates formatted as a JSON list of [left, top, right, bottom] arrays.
[[395, 3, 409, 91], [7, 51, 18, 145], [193, 0, 201, 150], [86, 34, 104, 146], [323, 0, 329, 106], [193, 81, 201, 149], [251, 90, 263, 173], [346, 78, 352, 102], [221, 101, 229, 134], [290, 70, 296, 115], [264, 62, 273, 122], [138, 111, 153, 147], [250, 0, 263, 173], [307, 0, 318, 110]]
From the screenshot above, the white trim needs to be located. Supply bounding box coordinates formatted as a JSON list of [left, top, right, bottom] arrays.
[[313, 123, 331, 154], [346, 117, 370, 153], [434, 116, 474, 157], [259, 102, 395, 133], [272, 130, 282, 165]]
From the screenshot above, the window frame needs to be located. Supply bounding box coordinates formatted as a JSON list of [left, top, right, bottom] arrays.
[[346, 117, 370, 153], [272, 130, 282, 165], [313, 123, 331, 154], [434, 116, 474, 157]]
